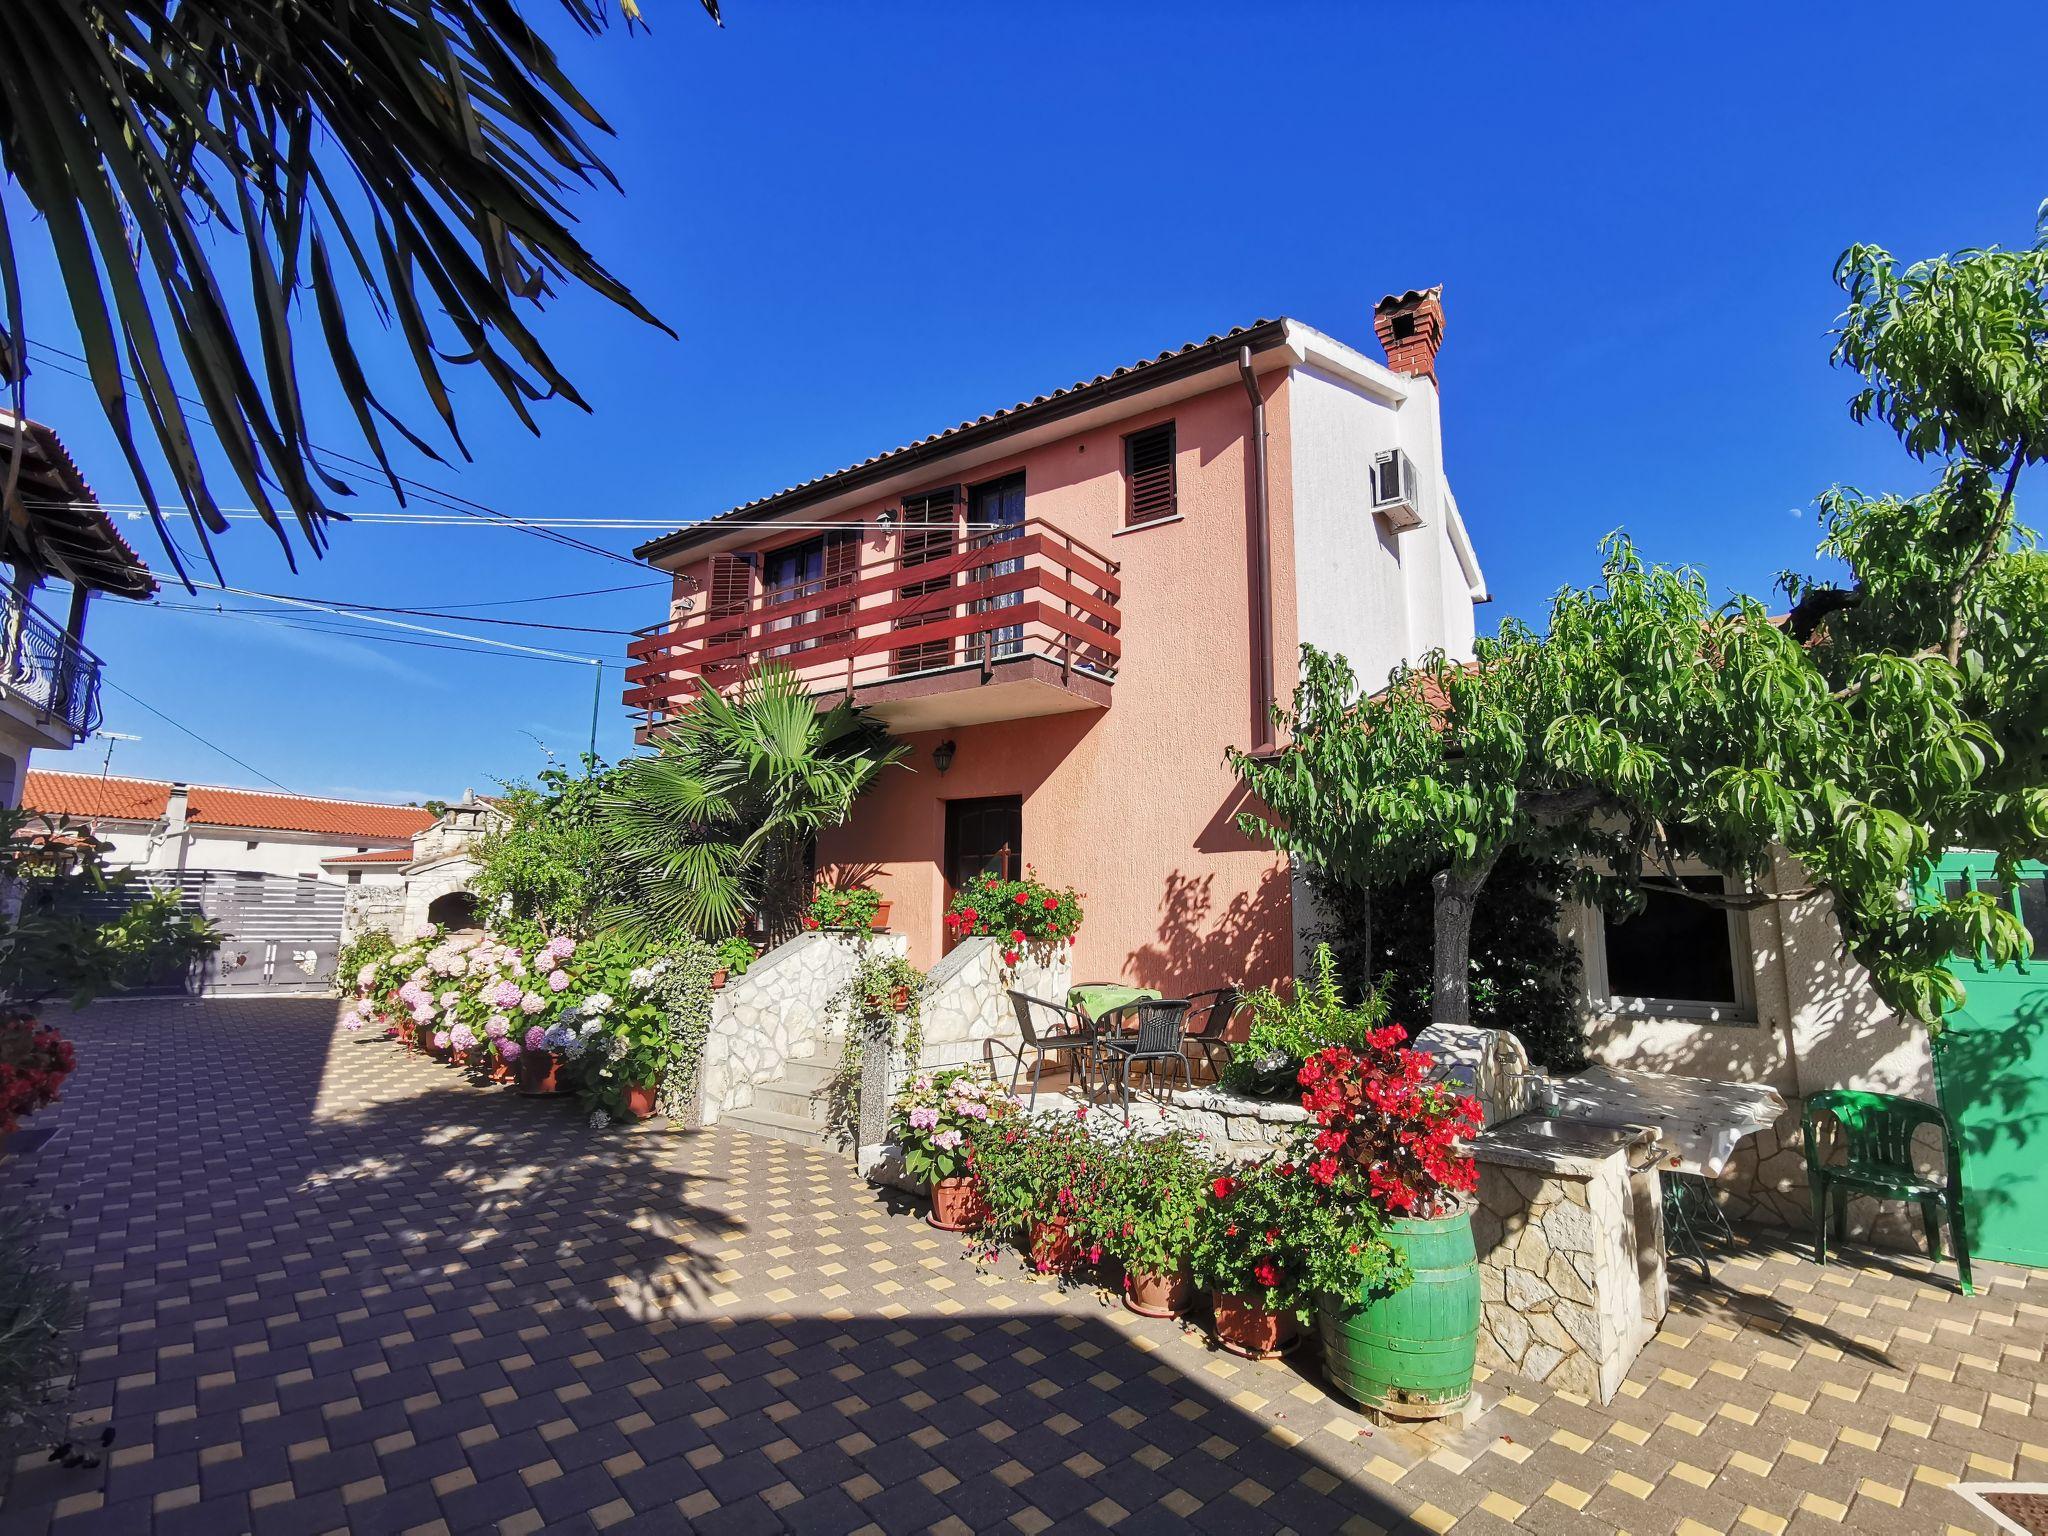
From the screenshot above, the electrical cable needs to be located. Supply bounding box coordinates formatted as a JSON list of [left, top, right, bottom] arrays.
[[98, 679, 294, 791]]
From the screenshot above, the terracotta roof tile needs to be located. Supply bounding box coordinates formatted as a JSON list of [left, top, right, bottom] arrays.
[[184, 787, 436, 839], [21, 770, 436, 839], [319, 848, 414, 866], [22, 771, 170, 822]]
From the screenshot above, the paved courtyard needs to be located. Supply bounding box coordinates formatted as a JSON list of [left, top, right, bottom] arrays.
[[0, 998, 2044, 1535]]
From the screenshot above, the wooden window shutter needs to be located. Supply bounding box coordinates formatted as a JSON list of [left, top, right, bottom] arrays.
[[1124, 422, 1177, 526], [893, 486, 960, 675], [704, 553, 754, 679]]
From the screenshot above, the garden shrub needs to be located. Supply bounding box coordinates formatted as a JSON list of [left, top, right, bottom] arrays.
[[1222, 943, 1388, 1097], [0, 1204, 84, 1460]]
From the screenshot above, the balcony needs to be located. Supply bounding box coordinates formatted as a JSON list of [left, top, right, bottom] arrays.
[[0, 591, 104, 743], [625, 517, 1121, 734]]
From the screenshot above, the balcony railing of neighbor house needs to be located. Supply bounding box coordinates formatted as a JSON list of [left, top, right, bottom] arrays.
[[623, 517, 1122, 726], [0, 590, 103, 739]]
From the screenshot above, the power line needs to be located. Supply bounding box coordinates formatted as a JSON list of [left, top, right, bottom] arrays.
[[152, 604, 612, 667], [98, 679, 294, 792], [183, 580, 603, 662], [156, 595, 639, 637], [24, 344, 659, 571]]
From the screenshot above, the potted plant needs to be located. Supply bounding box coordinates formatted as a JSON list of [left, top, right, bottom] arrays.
[[517, 1025, 569, 1095], [891, 1067, 1012, 1229], [1082, 1121, 1210, 1318], [1298, 1032, 1484, 1420], [711, 935, 756, 990], [943, 867, 1084, 968], [806, 886, 889, 933], [1191, 1158, 1393, 1359], [966, 1112, 1109, 1276], [0, 1013, 74, 1140]]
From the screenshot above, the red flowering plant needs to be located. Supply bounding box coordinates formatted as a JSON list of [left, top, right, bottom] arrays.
[[963, 1109, 1112, 1274], [0, 1012, 76, 1138], [1188, 1157, 1395, 1325], [1073, 1118, 1214, 1281], [943, 867, 1083, 967], [1296, 1028, 1483, 1219]]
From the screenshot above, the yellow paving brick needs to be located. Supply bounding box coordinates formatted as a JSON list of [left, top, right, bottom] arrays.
[[1858, 1479, 1906, 1509], [1800, 1492, 1850, 1522], [1609, 1471, 1656, 1500], [1545, 1481, 1593, 1511], [1667, 1462, 1716, 1489], [1478, 1493, 1526, 1521]]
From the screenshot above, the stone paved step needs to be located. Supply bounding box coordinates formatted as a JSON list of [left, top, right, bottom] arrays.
[[719, 1102, 844, 1152], [749, 1081, 833, 1122]]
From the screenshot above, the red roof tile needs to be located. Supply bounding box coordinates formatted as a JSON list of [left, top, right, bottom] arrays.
[[22, 771, 171, 822], [20, 770, 436, 840], [185, 787, 436, 840], [319, 848, 414, 866]]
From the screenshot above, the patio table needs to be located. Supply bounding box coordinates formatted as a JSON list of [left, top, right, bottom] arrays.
[[1545, 1065, 1787, 1275], [1068, 984, 1160, 1024]]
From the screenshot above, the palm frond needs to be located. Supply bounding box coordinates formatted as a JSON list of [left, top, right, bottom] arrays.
[[0, 0, 720, 577]]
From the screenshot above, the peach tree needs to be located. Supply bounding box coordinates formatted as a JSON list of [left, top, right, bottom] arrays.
[[1237, 207, 2048, 1028]]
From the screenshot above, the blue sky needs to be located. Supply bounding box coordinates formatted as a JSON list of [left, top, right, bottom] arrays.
[[6, 1, 2044, 802]]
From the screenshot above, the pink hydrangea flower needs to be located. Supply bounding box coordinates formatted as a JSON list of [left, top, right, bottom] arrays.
[[524, 1026, 548, 1051], [519, 992, 546, 1015], [500, 1040, 523, 1062], [547, 969, 570, 993]]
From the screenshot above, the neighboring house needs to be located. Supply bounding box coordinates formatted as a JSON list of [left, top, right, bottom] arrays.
[[625, 291, 1488, 990], [21, 770, 437, 883], [0, 412, 158, 802]]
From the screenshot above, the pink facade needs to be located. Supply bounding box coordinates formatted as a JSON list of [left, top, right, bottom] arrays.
[[627, 304, 1473, 994]]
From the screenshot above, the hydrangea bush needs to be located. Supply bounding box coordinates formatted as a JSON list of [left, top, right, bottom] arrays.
[[888, 1067, 1012, 1186], [346, 922, 716, 1127]]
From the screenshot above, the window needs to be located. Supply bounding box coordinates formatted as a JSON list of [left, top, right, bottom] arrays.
[[1123, 422, 1177, 527], [967, 474, 1025, 661], [703, 552, 756, 680], [946, 796, 1021, 894], [762, 532, 857, 657], [1588, 873, 1753, 1021], [346, 870, 362, 886], [245, 840, 260, 851]]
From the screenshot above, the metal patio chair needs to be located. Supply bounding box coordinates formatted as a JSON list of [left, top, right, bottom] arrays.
[[998, 991, 1097, 1107], [1180, 986, 1243, 1084], [1096, 998, 1193, 1125]]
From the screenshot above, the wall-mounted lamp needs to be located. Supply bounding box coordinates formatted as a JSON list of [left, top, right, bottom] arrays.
[[876, 507, 899, 530], [932, 740, 956, 776]]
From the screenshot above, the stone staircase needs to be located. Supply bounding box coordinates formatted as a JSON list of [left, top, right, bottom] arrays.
[[717, 1034, 846, 1151]]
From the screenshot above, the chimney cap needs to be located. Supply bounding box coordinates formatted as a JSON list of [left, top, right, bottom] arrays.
[[1373, 284, 1444, 317]]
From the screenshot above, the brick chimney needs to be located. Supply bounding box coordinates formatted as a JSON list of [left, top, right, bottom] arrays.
[[1372, 286, 1446, 387]]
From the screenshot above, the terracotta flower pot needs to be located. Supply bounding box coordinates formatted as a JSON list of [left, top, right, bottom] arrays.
[[426, 1037, 449, 1062], [711, 968, 729, 990], [451, 1046, 472, 1069], [927, 1175, 986, 1232], [488, 1056, 513, 1084], [518, 1050, 569, 1097], [872, 899, 892, 931], [1124, 1267, 1196, 1319], [1027, 1217, 1082, 1275], [1211, 1292, 1301, 1359], [622, 1082, 658, 1120], [890, 984, 911, 1012]]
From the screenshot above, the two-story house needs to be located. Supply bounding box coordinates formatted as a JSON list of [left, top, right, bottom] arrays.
[[0, 411, 157, 804], [625, 290, 1487, 991]]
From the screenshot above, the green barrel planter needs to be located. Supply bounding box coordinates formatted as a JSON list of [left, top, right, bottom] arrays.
[[1318, 1207, 1480, 1420]]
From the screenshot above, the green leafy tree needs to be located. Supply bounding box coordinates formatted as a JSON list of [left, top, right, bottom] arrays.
[[0, 0, 720, 578], [1237, 209, 2048, 1028], [471, 755, 625, 934], [599, 665, 906, 941]]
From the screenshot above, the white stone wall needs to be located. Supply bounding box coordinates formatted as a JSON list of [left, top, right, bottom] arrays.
[[912, 937, 1070, 1076], [698, 931, 901, 1125]]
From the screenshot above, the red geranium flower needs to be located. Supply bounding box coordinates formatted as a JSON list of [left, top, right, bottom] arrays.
[[1210, 1175, 1237, 1201], [1013, 891, 1030, 905], [1252, 1259, 1281, 1287], [1042, 896, 1058, 910]]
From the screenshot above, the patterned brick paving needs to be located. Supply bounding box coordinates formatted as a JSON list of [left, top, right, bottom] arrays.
[[1, 998, 2044, 1534]]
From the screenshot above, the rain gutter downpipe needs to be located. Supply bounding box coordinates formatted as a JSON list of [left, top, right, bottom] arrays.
[[1238, 344, 1277, 752]]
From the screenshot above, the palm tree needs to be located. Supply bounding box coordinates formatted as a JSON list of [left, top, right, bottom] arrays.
[[0, 0, 719, 581], [599, 665, 907, 942]]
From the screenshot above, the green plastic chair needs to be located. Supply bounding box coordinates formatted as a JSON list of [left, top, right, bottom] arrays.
[[1802, 1090, 1973, 1295]]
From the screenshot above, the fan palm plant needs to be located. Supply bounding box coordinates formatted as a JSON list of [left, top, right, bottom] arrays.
[[0, 0, 719, 580], [600, 665, 906, 942]]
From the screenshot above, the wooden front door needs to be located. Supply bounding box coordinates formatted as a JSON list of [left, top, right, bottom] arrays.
[[945, 796, 1021, 897]]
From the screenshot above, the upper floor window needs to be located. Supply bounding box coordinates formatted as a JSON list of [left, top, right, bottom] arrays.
[[1124, 422, 1177, 527]]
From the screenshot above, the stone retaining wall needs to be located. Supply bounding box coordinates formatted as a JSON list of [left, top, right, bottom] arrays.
[[698, 932, 900, 1125]]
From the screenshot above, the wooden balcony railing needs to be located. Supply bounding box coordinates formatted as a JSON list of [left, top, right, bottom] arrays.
[[624, 517, 1121, 725]]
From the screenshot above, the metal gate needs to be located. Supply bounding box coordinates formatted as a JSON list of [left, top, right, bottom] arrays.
[[64, 869, 349, 996]]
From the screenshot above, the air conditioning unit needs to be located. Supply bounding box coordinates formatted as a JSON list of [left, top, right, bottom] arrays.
[[1369, 447, 1423, 531]]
